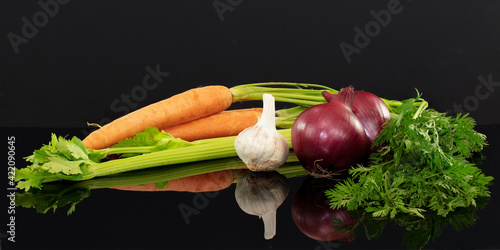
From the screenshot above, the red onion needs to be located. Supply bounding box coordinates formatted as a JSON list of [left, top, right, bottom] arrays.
[[350, 91, 391, 149], [291, 86, 367, 174], [291, 176, 358, 242]]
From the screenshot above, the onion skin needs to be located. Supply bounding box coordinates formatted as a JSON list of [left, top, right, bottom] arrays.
[[351, 91, 391, 149], [291, 86, 367, 173], [291, 176, 358, 242]]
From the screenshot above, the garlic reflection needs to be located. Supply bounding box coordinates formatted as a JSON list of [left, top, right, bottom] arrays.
[[235, 171, 289, 240], [234, 94, 289, 171]]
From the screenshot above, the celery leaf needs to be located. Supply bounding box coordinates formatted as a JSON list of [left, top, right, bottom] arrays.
[[113, 127, 193, 157]]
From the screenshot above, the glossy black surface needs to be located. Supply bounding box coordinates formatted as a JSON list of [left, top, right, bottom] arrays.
[[1, 124, 498, 249]]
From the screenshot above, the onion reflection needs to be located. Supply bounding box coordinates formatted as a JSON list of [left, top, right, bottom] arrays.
[[292, 176, 358, 242]]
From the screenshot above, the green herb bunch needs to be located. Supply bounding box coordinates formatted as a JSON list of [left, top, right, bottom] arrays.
[[327, 94, 493, 218]]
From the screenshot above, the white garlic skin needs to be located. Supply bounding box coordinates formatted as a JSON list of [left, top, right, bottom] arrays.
[[234, 94, 289, 171], [234, 125, 289, 171]]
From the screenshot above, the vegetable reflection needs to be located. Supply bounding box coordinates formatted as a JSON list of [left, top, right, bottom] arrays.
[[110, 169, 234, 192], [344, 196, 489, 249], [15, 153, 307, 215], [15, 156, 244, 215], [291, 176, 358, 242], [291, 175, 489, 249], [16, 182, 90, 215], [234, 170, 290, 240]]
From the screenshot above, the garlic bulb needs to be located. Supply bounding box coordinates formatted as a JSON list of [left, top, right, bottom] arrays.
[[234, 94, 289, 171], [235, 171, 290, 240]]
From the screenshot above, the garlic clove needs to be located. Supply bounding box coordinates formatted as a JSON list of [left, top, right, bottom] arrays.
[[234, 94, 289, 171]]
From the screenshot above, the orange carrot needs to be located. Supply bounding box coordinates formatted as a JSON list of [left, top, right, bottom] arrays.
[[109, 169, 234, 192], [162, 108, 263, 141], [83, 86, 233, 149]]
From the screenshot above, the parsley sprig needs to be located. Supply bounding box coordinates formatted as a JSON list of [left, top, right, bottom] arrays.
[[326, 94, 493, 218]]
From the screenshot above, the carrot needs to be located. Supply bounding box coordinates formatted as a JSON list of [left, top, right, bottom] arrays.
[[83, 85, 233, 149], [109, 169, 234, 192], [83, 83, 336, 150], [162, 108, 263, 141]]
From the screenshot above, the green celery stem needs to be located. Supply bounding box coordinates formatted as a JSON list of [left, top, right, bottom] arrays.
[[91, 129, 293, 179]]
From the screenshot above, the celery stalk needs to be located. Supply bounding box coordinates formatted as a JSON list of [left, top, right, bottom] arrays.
[[93, 129, 292, 178], [15, 129, 292, 190]]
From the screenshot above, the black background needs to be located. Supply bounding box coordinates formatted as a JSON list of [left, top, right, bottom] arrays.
[[1, 1, 500, 249], [0, 0, 499, 128]]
